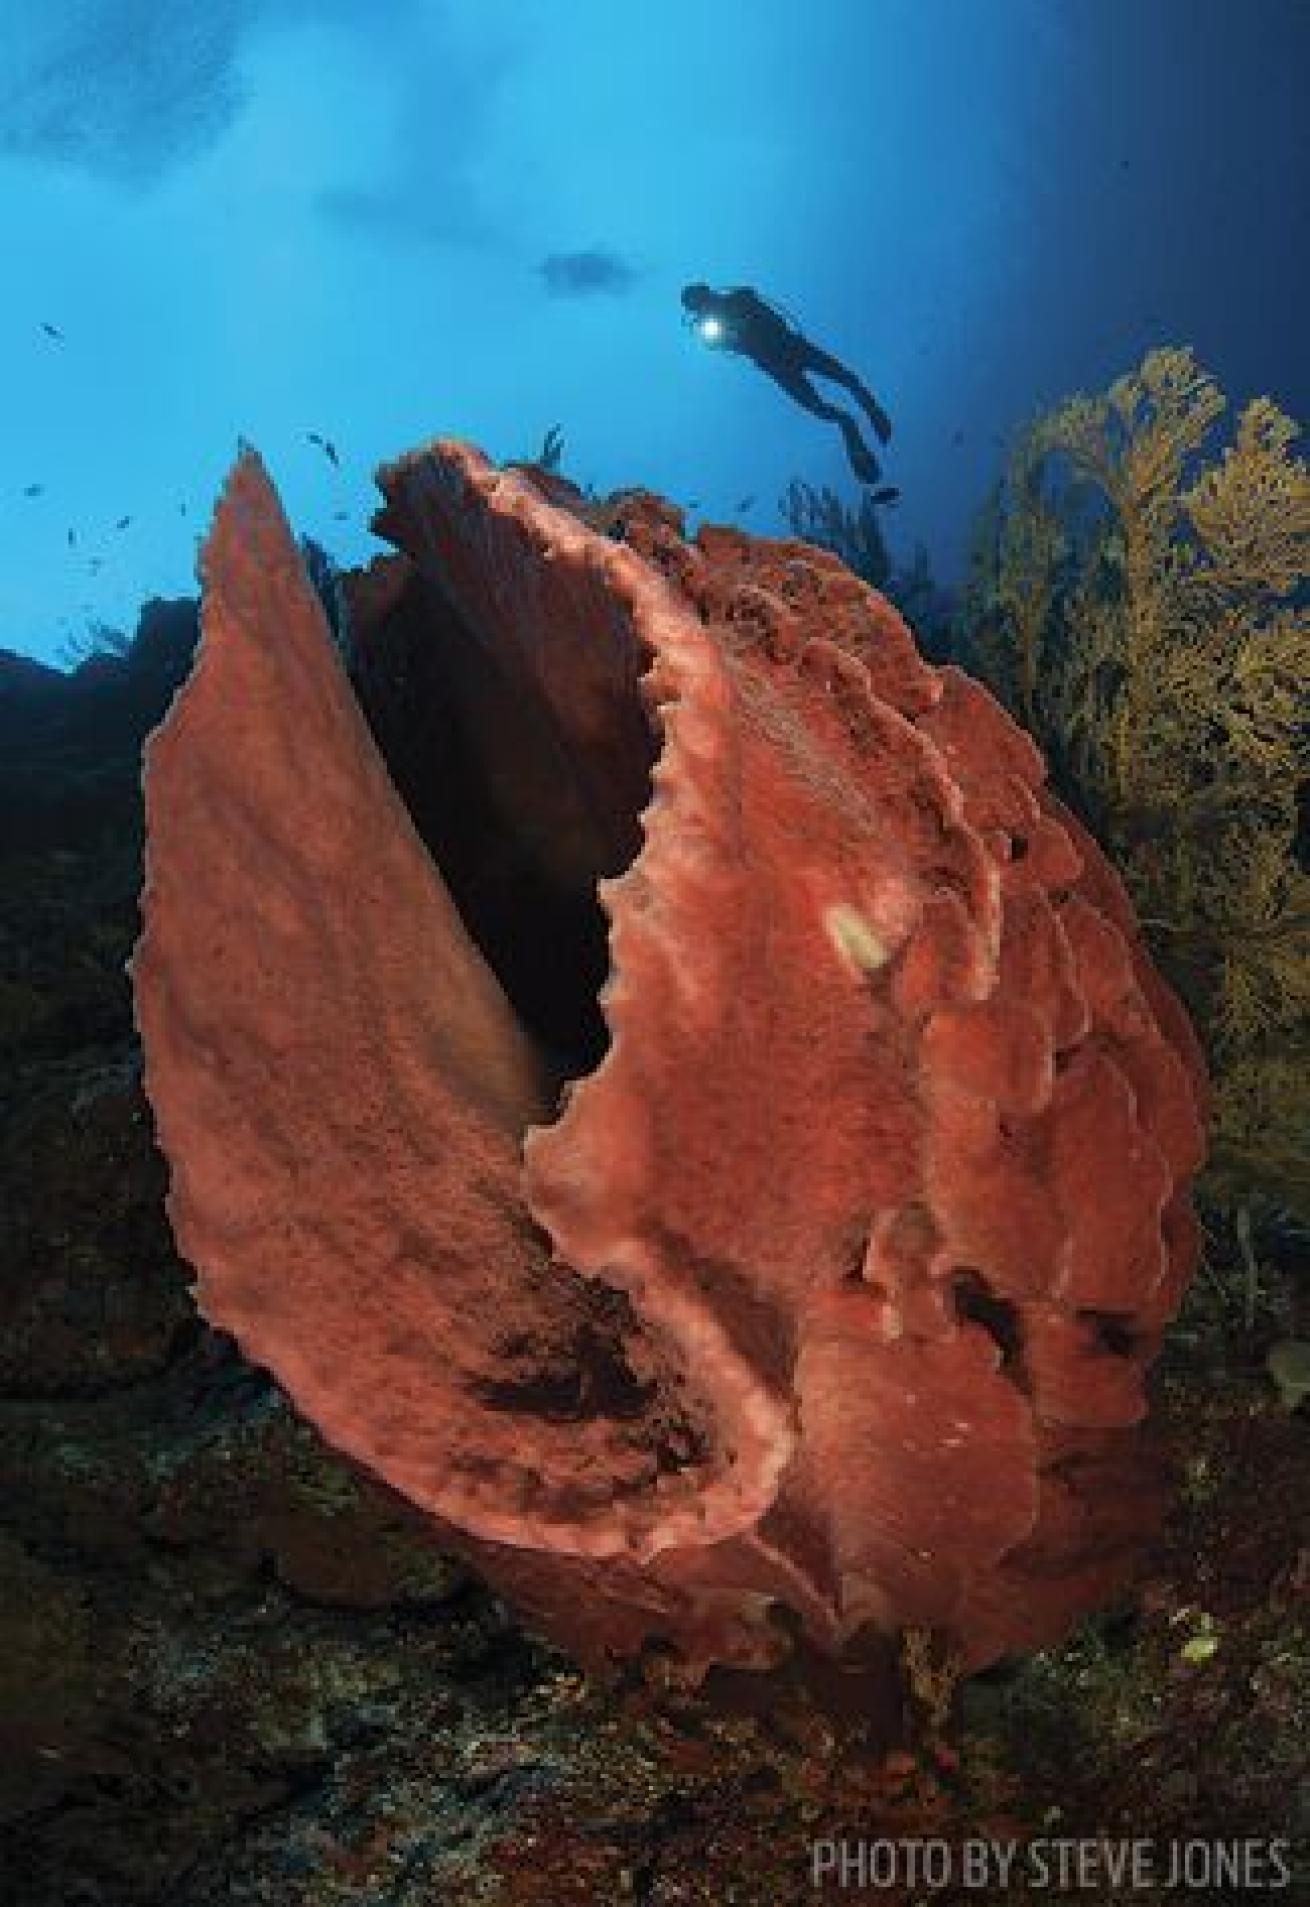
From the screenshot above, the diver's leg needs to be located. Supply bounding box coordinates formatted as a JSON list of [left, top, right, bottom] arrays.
[[799, 345, 892, 444], [834, 416, 883, 485], [764, 366, 884, 483]]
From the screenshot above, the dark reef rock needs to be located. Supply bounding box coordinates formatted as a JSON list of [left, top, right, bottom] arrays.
[[0, 600, 197, 857]]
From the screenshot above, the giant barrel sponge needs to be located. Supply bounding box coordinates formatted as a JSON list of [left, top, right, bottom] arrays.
[[131, 442, 1208, 1709]]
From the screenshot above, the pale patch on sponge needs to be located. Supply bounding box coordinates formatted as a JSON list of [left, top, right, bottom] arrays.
[[824, 901, 891, 975]]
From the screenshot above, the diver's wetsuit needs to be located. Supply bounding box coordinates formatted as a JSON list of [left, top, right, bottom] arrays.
[[682, 284, 892, 485]]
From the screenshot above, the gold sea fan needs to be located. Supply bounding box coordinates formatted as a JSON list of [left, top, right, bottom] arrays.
[[966, 348, 1310, 1216]]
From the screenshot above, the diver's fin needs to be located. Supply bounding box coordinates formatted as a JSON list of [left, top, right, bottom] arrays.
[[844, 428, 883, 486]]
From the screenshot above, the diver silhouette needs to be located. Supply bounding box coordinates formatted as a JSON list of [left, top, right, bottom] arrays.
[[681, 283, 894, 490]]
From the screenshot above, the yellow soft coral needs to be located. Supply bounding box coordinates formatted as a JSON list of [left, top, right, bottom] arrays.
[[966, 347, 1310, 1216]]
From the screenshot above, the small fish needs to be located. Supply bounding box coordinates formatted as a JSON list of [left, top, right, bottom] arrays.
[[23, 482, 43, 496], [307, 431, 340, 466], [687, 497, 701, 509], [67, 527, 77, 547], [40, 320, 63, 341], [332, 509, 349, 521], [868, 485, 900, 506], [179, 501, 188, 516], [951, 430, 965, 447], [735, 494, 755, 512], [115, 515, 131, 530], [88, 558, 103, 573]]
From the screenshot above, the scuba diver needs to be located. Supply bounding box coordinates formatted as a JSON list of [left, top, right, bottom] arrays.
[[681, 283, 896, 493]]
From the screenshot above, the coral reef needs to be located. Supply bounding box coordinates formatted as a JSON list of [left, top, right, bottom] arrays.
[[131, 439, 1205, 1706], [965, 347, 1309, 1218], [0, 519, 1304, 1907]]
